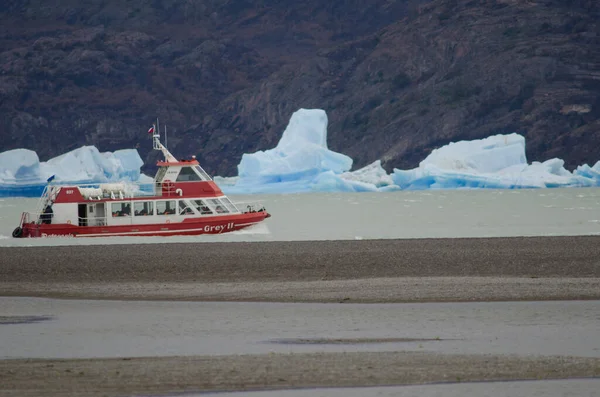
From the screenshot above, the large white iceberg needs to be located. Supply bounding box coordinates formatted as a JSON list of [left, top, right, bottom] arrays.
[[2, 108, 600, 197], [0, 146, 152, 197], [390, 134, 599, 189], [219, 109, 372, 193]]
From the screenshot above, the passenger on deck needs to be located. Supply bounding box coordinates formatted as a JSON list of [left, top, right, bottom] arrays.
[[40, 204, 53, 224]]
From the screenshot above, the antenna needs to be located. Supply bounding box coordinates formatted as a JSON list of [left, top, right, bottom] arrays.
[[152, 118, 160, 150], [151, 117, 177, 163], [165, 124, 168, 149]]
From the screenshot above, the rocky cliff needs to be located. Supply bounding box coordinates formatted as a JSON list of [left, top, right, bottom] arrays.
[[1, 0, 599, 176]]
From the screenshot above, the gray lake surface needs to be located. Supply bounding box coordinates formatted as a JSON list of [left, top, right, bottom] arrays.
[[1, 298, 599, 360], [1, 187, 600, 246]]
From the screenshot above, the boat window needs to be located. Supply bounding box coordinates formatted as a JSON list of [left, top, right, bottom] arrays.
[[209, 198, 229, 214], [178, 200, 194, 215], [220, 197, 238, 213], [134, 201, 154, 216], [176, 167, 202, 182], [194, 165, 212, 181], [156, 200, 177, 215], [111, 202, 132, 217], [192, 199, 213, 215], [155, 167, 168, 182]]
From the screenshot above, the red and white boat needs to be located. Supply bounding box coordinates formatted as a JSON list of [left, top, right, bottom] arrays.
[[12, 124, 270, 238]]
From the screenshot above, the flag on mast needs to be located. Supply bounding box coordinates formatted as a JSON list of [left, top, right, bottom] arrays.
[[148, 125, 155, 134]]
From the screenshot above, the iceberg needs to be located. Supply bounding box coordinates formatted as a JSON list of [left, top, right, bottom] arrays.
[[2, 108, 600, 197], [217, 109, 600, 194], [390, 134, 597, 190], [0, 146, 152, 197], [218, 108, 387, 194]]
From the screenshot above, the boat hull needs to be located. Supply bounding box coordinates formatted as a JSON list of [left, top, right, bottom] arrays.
[[18, 212, 270, 238]]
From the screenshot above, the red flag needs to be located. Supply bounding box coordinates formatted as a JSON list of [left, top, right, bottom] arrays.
[[148, 126, 155, 134]]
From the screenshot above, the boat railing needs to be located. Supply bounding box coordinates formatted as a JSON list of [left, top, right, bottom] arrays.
[[18, 212, 30, 227], [234, 201, 267, 214], [19, 211, 108, 227], [76, 216, 107, 226], [77, 182, 155, 200], [21, 211, 45, 225], [33, 182, 154, 201]]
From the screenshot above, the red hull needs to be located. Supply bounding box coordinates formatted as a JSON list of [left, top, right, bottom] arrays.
[[20, 212, 269, 238]]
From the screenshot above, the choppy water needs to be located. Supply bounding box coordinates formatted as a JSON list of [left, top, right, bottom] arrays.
[[2, 188, 600, 246]]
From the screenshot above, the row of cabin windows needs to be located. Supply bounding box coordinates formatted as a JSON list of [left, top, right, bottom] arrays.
[[111, 198, 234, 217]]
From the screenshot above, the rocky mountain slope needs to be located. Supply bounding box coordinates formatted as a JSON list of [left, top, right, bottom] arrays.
[[1, 0, 599, 176]]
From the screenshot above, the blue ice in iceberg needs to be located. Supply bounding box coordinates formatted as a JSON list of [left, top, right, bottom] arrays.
[[2, 108, 600, 197], [216, 108, 381, 194], [217, 110, 600, 194], [0, 146, 152, 197], [390, 133, 599, 190]]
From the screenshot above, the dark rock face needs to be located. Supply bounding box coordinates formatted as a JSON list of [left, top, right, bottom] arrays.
[[1, 0, 599, 176]]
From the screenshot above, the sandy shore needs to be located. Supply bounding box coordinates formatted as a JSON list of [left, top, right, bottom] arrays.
[[1, 236, 600, 396], [2, 277, 600, 302], [2, 352, 599, 397], [1, 236, 599, 302]]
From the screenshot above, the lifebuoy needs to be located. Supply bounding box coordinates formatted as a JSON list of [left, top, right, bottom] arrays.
[[12, 227, 23, 238], [166, 219, 171, 223], [66, 220, 72, 224]]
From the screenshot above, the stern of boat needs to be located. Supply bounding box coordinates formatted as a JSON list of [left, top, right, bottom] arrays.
[[13, 212, 32, 238]]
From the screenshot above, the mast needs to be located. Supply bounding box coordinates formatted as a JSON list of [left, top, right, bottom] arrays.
[[151, 118, 177, 163]]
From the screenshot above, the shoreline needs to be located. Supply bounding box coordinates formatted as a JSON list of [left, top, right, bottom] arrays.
[[3, 277, 600, 303], [2, 236, 599, 302], [2, 352, 599, 397], [2, 236, 600, 280]]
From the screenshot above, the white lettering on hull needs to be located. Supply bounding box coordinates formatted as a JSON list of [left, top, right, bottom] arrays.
[[41, 233, 74, 238], [203, 222, 235, 233]]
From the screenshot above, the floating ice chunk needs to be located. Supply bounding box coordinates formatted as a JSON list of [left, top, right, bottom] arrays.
[[391, 134, 596, 190], [0, 148, 42, 183], [574, 161, 600, 184], [340, 160, 396, 189], [237, 109, 352, 179], [0, 145, 149, 197], [420, 133, 527, 173], [225, 109, 355, 193]]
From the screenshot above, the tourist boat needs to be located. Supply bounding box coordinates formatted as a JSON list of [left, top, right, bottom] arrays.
[[12, 124, 270, 238]]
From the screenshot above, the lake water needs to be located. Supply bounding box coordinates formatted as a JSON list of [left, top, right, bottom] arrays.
[[2, 187, 600, 246], [2, 298, 599, 359]]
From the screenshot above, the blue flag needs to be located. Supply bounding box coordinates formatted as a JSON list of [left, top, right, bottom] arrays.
[[46, 175, 55, 183]]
